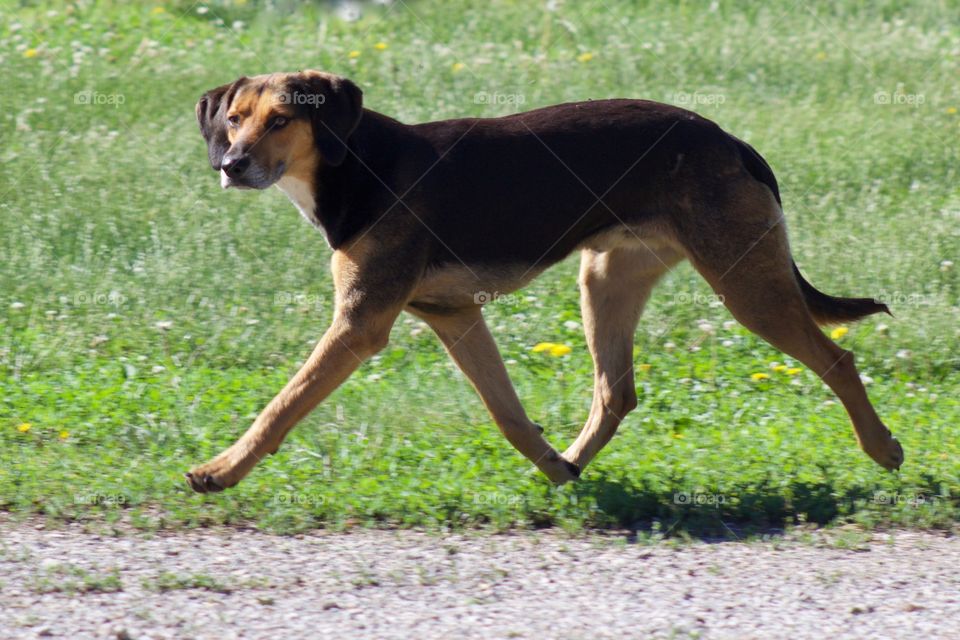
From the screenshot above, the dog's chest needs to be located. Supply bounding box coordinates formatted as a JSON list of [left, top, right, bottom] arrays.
[[276, 176, 324, 233]]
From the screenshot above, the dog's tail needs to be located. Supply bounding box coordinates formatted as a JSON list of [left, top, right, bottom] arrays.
[[731, 135, 890, 327], [792, 262, 890, 326]]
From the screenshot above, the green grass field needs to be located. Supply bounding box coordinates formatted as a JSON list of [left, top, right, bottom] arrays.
[[1, 0, 958, 535]]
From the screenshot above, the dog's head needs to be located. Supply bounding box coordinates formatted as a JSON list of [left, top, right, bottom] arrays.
[[196, 71, 363, 189]]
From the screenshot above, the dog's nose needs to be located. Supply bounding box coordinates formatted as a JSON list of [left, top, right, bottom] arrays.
[[221, 154, 251, 177]]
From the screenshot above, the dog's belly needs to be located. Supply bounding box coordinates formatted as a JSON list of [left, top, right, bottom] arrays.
[[410, 263, 546, 311], [408, 225, 681, 313]]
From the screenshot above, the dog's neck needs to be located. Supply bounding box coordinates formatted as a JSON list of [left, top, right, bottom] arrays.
[[275, 174, 325, 236], [275, 144, 335, 246], [277, 111, 414, 250]]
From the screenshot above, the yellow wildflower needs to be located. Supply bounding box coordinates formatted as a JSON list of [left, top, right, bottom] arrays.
[[772, 364, 788, 373], [151, 6, 166, 15], [638, 363, 652, 372], [830, 326, 849, 340], [374, 42, 388, 51], [577, 52, 594, 63], [348, 50, 361, 59], [947, 107, 957, 115], [531, 342, 571, 357], [59, 430, 70, 440], [452, 62, 465, 72], [23, 48, 38, 58], [17, 423, 32, 432], [786, 367, 803, 375], [750, 373, 770, 381], [549, 344, 572, 357]]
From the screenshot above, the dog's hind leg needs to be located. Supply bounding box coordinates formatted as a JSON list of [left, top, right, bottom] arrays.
[[562, 245, 679, 471], [415, 307, 581, 484], [679, 182, 903, 470]]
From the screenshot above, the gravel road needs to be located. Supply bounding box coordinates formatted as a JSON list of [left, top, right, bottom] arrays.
[[1, 518, 958, 639]]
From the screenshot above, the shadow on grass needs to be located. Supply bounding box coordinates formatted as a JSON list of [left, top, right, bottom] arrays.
[[570, 477, 897, 542]]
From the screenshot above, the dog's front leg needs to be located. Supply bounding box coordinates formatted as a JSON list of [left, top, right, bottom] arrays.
[[186, 245, 411, 493], [414, 307, 581, 484], [184, 308, 395, 492]]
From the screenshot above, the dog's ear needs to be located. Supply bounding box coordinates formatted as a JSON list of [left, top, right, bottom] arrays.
[[290, 71, 363, 166], [196, 78, 246, 171]]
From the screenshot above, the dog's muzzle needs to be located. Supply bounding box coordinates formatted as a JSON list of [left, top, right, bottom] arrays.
[[219, 154, 284, 190]]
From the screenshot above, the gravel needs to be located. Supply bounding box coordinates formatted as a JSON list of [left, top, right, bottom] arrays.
[[1, 517, 958, 639]]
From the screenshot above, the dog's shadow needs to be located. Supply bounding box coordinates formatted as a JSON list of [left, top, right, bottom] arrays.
[[569, 476, 877, 542]]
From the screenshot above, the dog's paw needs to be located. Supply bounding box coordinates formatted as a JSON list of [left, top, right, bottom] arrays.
[[184, 458, 241, 494], [865, 436, 904, 471], [540, 452, 581, 485]]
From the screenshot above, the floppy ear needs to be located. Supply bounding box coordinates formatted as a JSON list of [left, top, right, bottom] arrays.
[[292, 72, 363, 166], [196, 79, 244, 171]]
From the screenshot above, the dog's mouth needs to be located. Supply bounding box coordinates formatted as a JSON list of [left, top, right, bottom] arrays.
[[220, 161, 286, 190]]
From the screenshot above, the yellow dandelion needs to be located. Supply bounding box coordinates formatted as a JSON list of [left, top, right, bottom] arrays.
[[452, 62, 465, 72], [374, 42, 388, 51], [59, 430, 70, 440], [532, 342, 556, 353], [772, 364, 788, 373], [151, 6, 166, 15], [548, 344, 572, 357], [750, 373, 770, 381], [577, 52, 594, 63], [23, 48, 38, 58], [17, 423, 32, 433], [830, 326, 849, 340], [672, 432, 684, 439], [947, 107, 957, 115], [638, 363, 652, 372], [348, 50, 361, 59], [786, 367, 803, 375], [815, 51, 827, 61]]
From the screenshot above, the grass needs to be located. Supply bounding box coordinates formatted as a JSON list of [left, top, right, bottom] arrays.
[[32, 564, 123, 595], [1, 0, 958, 535], [143, 571, 236, 594]]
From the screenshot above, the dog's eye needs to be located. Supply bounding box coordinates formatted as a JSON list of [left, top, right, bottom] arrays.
[[227, 114, 240, 127], [271, 116, 289, 129]]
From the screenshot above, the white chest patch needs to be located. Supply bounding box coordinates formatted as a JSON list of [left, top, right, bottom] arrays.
[[276, 176, 320, 230]]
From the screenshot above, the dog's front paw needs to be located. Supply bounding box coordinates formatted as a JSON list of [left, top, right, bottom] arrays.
[[184, 457, 243, 494]]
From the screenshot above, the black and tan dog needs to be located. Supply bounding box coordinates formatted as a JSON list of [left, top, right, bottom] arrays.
[[186, 70, 903, 493]]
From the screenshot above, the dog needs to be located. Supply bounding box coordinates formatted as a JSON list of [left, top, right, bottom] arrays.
[[186, 70, 903, 493]]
